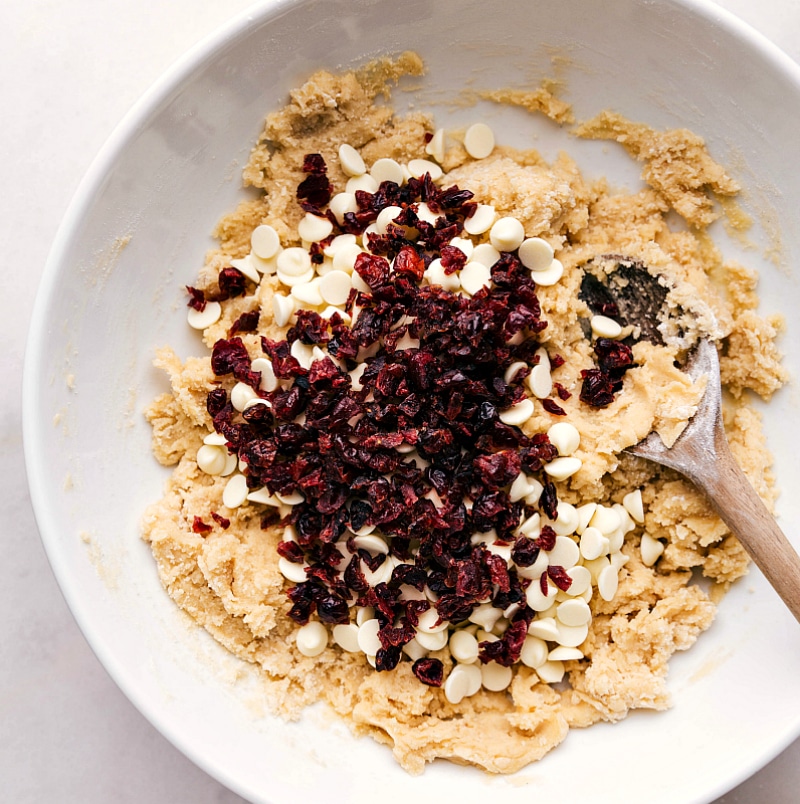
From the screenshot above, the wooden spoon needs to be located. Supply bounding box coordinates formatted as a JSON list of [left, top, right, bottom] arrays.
[[580, 257, 800, 622]]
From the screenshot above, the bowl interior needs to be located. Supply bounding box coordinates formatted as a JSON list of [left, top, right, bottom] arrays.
[[24, 0, 800, 801]]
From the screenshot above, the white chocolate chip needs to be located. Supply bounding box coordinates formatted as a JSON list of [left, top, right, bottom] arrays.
[[444, 663, 482, 705], [230, 382, 257, 412], [246, 487, 280, 506], [463, 204, 496, 236], [547, 422, 580, 456], [320, 305, 351, 324], [552, 502, 579, 536], [481, 662, 512, 692], [276, 490, 304, 506], [449, 630, 479, 663], [251, 252, 279, 275], [230, 255, 261, 284], [329, 192, 359, 224], [498, 398, 534, 426], [291, 277, 324, 307], [222, 474, 248, 509], [271, 294, 295, 328], [555, 620, 589, 648], [332, 243, 364, 273], [323, 236, 357, 260], [532, 259, 564, 287], [448, 236, 473, 259], [515, 550, 549, 581], [591, 505, 621, 536], [564, 565, 592, 596], [251, 224, 281, 259], [370, 157, 405, 186], [546, 536, 581, 569], [277, 267, 314, 288], [524, 480, 544, 506], [278, 556, 308, 584], [425, 127, 446, 163], [526, 579, 558, 612], [518, 237, 554, 272], [464, 122, 496, 159], [527, 363, 552, 399], [518, 512, 541, 537], [339, 143, 366, 177], [509, 472, 535, 503], [346, 174, 379, 194], [467, 245, 500, 272], [296, 621, 328, 658], [416, 607, 448, 634], [357, 618, 382, 655], [196, 444, 227, 475], [548, 646, 583, 662], [536, 660, 566, 684], [290, 339, 315, 370], [415, 629, 448, 651], [251, 357, 279, 393], [556, 598, 591, 627], [402, 637, 428, 662], [408, 158, 443, 181], [351, 533, 389, 555], [579, 527, 608, 561], [597, 564, 620, 601], [489, 217, 525, 252], [376, 205, 403, 234], [591, 314, 623, 339], [527, 617, 559, 641], [424, 258, 461, 292], [641, 533, 665, 566], [468, 602, 504, 631], [576, 503, 598, 535], [504, 361, 528, 385], [203, 432, 227, 446], [318, 270, 353, 306], [459, 260, 492, 295], [520, 636, 549, 669], [332, 623, 360, 652], [187, 301, 221, 330], [623, 489, 645, 524], [415, 202, 440, 226], [276, 246, 312, 277], [297, 212, 333, 243], [544, 456, 582, 481]]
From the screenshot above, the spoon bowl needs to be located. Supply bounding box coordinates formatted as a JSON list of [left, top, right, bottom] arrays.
[[583, 258, 800, 622]]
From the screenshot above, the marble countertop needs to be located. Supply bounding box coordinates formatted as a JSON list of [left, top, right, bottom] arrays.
[[3, 1, 798, 800]]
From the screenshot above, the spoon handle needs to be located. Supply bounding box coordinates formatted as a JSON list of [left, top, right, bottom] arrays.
[[692, 432, 800, 623]]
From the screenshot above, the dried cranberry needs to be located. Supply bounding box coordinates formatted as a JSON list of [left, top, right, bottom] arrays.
[[186, 286, 206, 311], [217, 267, 247, 299], [511, 536, 539, 567], [191, 516, 212, 534], [210, 511, 230, 529], [579, 368, 617, 408], [230, 309, 260, 335], [541, 398, 566, 416], [375, 645, 402, 671], [393, 245, 425, 281], [547, 565, 573, 592], [317, 594, 350, 624], [297, 154, 333, 208], [412, 657, 444, 686]]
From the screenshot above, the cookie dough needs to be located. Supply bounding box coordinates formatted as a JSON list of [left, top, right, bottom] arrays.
[[142, 55, 785, 774]]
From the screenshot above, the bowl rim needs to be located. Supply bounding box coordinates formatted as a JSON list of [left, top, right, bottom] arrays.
[[22, 0, 800, 801]]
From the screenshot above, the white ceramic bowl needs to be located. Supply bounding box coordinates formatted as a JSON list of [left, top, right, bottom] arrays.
[[24, 0, 800, 801]]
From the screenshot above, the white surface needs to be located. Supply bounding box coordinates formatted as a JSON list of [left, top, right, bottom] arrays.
[[4, 0, 800, 802]]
